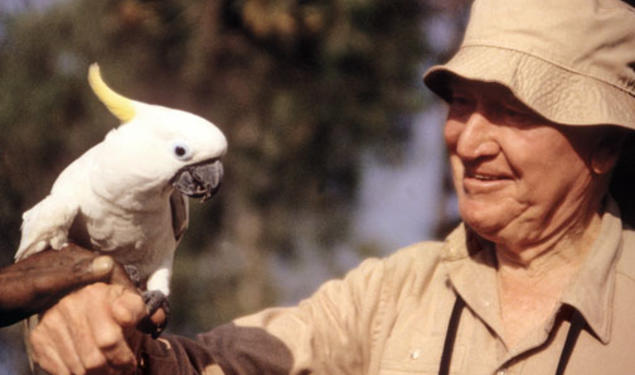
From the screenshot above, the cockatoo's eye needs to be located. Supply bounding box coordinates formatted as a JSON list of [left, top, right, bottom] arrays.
[[171, 141, 192, 161]]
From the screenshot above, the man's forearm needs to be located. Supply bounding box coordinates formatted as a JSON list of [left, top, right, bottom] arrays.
[[137, 323, 294, 375]]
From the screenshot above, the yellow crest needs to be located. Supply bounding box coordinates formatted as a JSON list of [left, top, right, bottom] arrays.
[[88, 63, 136, 123]]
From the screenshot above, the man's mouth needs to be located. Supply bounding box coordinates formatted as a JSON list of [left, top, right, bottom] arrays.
[[471, 173, 504, 181], [465, 167, 512, 181], [462, 169, 513, 193], [171, 159, 223, 201]]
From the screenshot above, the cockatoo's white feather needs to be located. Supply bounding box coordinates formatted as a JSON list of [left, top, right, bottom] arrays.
[[15, 64, 227, 299]]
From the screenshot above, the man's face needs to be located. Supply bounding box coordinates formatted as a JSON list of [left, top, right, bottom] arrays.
[[444, 80, 605, 252]]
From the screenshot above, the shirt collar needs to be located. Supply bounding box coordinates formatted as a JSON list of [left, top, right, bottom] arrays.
[[441, 198, 624, 344], [560, 198, 623, 343], [442, 223, 504, 337]]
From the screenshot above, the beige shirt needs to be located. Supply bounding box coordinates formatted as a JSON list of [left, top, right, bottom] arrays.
[[160, 200, 635, 375]]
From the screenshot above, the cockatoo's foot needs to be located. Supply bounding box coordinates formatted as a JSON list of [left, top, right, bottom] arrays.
[[123, 264, 142, 288], [143, 290, 169, 315], [142, 290, 170, 338]]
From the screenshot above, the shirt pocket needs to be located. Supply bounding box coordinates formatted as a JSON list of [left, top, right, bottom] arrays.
[[379, 336, 466, 374]]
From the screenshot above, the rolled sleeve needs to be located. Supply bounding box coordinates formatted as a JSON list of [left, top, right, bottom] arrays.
[[137, 257, 389, 374]]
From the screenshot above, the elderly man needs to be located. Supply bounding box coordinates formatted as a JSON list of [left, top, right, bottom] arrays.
[[2, 0, 634, 373]]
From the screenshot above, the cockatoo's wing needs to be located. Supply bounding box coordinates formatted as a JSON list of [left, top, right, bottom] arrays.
[[170, 190, 189, 243], [15, 195, 79, 261]]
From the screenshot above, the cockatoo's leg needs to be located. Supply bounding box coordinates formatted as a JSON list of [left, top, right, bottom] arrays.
[[121, 264, 170, 338], [143, 260, 173, 337], [123, 264, 142, 287], [142, 290, 169, 316], [141, 289, 170, 337], [146, 265, 171, 297]]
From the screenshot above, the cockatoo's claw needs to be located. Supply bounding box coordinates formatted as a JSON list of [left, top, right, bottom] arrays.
[[123, 264, 142, 288], [143, 290, 169, 315], [142, 290, 170, 338]]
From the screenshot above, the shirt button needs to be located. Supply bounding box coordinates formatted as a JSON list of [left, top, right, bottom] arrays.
[[410, 349, 422, 360]]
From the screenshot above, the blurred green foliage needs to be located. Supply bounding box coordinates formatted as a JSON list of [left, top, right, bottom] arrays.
[[0, 0, 452, 371]]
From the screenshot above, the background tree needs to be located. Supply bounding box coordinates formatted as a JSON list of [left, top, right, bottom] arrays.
[[0, 0, 467, 372]]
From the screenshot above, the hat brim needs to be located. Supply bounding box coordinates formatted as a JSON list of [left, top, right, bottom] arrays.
[[423, 45, 635, 130]]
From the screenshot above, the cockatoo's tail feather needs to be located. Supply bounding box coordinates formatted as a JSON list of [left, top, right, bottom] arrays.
[[88, 63, 136, 123]]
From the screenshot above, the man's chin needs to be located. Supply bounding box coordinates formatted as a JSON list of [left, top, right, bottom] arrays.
[[459, 200, 519, 242]]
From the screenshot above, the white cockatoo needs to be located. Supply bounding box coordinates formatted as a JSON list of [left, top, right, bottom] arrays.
[[15, 63, 227, 315]]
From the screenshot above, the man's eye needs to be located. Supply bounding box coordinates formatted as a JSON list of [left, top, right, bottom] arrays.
[[503, 106, 523, 117], [502, 105, 535, 123], [450, 95, 471, 106], [448, 95, 473, 117]]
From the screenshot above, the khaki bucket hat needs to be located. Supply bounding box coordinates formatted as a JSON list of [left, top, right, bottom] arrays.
[[423, 0, 635, 130]]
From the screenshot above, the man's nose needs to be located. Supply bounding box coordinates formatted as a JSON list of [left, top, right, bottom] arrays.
[[455, 111, 500, 160]]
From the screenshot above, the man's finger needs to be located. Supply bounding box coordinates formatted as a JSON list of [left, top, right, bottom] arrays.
[[30, 325, 73, 375], [0, 244, 137, 327], [0, 257, 117, 325], [38, 308, 87, 375], [87, 286, 139, 370], [111, 290, 147, 328], [32, 255, 115, 294]]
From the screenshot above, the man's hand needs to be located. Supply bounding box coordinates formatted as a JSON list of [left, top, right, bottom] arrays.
[[0, 244, 130, 327], [0, 243, 169, 374], [29, 282, 147, 374]]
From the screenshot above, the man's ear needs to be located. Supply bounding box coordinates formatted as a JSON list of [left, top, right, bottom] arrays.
[[591, 127, 626, 175]]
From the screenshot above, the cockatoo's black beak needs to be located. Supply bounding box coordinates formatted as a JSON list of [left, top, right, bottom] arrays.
[[171, 159, 223, 201]]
